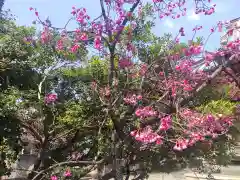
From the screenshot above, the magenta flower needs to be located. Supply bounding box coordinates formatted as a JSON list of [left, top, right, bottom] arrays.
[[71, 44, 80, 53], [45, 93, 58, 104], [64, 169, 72, 177], [51, 175, 57, 180], [119, 58, 133, 69], [173, 139, 188, 151]]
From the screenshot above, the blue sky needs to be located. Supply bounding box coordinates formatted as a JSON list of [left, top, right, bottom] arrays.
[[3, 0, 239, 51]]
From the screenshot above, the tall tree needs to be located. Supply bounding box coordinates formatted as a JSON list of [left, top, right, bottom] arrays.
[[1, 1, 240, 180]]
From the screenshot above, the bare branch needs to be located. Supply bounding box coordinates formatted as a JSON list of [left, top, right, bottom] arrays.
[[32, 159, 104, 180], [100, 0, 112, 40], [20, 122, 43, 144], [223, 68, 240, 88], [113, 0, 141, 47]]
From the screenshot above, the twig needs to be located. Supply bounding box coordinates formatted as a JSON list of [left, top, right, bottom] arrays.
[[20, 122, 43, 144], [223, 68, 240, 88], [32, 159, 104, 180]]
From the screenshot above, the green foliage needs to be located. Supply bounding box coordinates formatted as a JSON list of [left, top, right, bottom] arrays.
[[57, 102, 89, 126], [62, 56, 108, 83], [0, 88, 22, 176], [0, 22, 35, 66], [197, 99, 237, 116]]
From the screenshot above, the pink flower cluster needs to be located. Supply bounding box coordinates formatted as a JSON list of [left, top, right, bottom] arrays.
[[225, 39, 240, 50], [71, 7, 90, 25], [71, 44, 80, 53], [205, 53, 215, 65], [94, 36, 101, 50], [159, 115, 172, 131], [135, 106, 158, 118], [50, 169, 71, 180], [123, 94, 142, 106], [182, 45, 202, 56], [157, 1, 187, 19], [181, 109, 233, 138], [175, 59, 194, 72], [130, 126, 163, 145], [163, 77, 195, 97], [131, 107, 233, 151], [119, 58, 133, 69], [56, 39, 64, 51], [64, 169, 72, 177], [41, 27, 52, 44], [44, 93, 58, 104], [173, 139, 188, 151], [172, 110, 233, 151]]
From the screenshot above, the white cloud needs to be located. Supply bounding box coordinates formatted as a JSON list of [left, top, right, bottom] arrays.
[[164, 19, 174, 28], [187, 11, 200, 21]]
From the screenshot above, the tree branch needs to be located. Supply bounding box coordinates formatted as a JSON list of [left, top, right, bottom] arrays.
[[20, 122, 43, 144], [32, 159, 104, 180], [100, 0, 112, 40], [140, 65, 224, 127], [113, 0, 141, 47], [223, 67, 240, 88], [179, 65, 223, 106]]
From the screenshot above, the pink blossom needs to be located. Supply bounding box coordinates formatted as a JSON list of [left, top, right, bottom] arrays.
[[124, 94, 137, 106], [80, 33, 88, 41], [205, 8, 215, 15], [45, 93, 57, 104], [130, 130, 137, 136], [173, 139, 188, 151], [94, 36, 101, 50], [189, 45, 202, 55], [40, 27, 51, 44], [227, 29, 234, 36], [119, 59, 133, 69], [205, 53, 215, 62], [51, 175, 58, 180], [175, 65, 180, 71], [137, 95, 142, 100], [71, 44, 80, 53], [159, 115, 172, 131], [64, 169, 72, 177], [159, 71, 164, 76], [56, 39, 64, 51], [132, 126, 162, 145], [135, 106, 158, 118]]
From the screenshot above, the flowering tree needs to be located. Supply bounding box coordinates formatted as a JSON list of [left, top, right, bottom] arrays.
[[3, 0, 240, 179]]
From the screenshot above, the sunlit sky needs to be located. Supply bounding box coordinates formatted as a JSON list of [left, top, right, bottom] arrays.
[[3, 0, 239, 51]]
